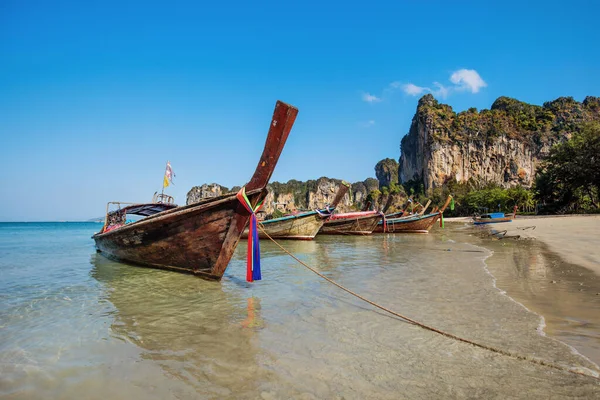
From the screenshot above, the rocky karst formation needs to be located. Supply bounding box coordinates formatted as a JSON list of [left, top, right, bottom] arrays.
[[398, 94, 600, 191], [187, 177, 407, 216], [185, 95, 598, 212], [185, 183, 232, 205], [375, 158, 399, 188]]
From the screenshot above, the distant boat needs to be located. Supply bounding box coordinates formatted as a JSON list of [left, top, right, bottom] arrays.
[[473, 206, 518, 225], [373, 195, 453, 234], [320, 210, 382, 235], [376, 195, 430, 220], [243, 182, 350, 240], [92, 100, 298, 280]]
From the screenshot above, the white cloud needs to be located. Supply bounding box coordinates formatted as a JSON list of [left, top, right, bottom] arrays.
[[362, 92, 382, 103], [402, 83, 428, 96], [432, 82, 450, 99], [360, 120, 376, 128], [360, 69, 485, 104], [391, 68, 486, 99], [449, 69, 487, 93]]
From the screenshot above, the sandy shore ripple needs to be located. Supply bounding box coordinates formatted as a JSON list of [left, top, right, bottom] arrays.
[[447, 215, 600, 275]]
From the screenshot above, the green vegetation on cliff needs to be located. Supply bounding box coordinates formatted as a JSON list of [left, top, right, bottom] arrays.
[[413, 94, 600, 145], [393, 94, 600, 215], [405, 123, 600, 215], [375, 158, 399, 188], [269, 179, 320, 210]]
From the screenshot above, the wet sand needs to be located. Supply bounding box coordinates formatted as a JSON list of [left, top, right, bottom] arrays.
[[447, 215, 600, 275], [510, 216, 600, 275], [445, 215, 600, 366]]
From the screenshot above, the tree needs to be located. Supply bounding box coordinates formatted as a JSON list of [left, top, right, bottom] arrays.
[[536, 122, 600, 210]]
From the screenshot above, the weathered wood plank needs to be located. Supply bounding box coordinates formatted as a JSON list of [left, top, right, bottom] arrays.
[[320, 214, 381, 235]]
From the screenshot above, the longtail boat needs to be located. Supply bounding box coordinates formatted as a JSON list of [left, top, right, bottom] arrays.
[[244, 182, 350, 240], [374, 195, 453, 233], [320, 210, 382, 235], [383, 196, 414, 219], [92, 100, 298, 280], [473, 206, 518, 225]]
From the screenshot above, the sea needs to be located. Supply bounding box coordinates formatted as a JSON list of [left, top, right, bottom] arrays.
[[1, 222, 599, 399]]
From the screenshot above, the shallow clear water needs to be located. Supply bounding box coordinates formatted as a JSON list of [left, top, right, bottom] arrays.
[[1, 222, 599, 399], [465, 225, 600, 366]]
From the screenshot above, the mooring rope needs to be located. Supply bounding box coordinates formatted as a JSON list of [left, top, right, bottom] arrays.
[[517, 226, 537, 231], [490, 230, 508, 238], [258, 225, 600, 381]]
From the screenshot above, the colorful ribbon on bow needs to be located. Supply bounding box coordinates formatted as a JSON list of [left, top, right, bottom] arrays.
[[315, 205, 335, 218], [439, 212, 445, 228], [236, 187, 264, 282]]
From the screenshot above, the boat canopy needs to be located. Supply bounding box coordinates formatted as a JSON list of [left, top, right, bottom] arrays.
[[115, 203, 178, 217]]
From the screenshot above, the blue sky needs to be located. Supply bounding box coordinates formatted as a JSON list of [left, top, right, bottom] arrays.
[[1, 0, 598, 221]]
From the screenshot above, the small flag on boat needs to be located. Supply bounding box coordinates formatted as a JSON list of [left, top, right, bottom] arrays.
[[163, 162, 175, 188]]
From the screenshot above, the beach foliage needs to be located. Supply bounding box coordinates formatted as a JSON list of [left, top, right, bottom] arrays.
[[411, 179, 535, 217], [535, 122, 600, 212]]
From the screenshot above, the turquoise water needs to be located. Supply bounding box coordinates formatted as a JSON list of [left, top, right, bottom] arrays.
[[1, 222, 599, 399]]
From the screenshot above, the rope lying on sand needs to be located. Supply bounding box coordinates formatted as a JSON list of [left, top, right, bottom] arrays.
[[517, 225, 537, 231], [489, 230, 522, 240], [258, 225, 600, 381]]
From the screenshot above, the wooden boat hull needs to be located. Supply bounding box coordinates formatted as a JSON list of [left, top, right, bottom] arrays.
[[93, 189, 265, 280], [243, 211, 325, 240], [374, 212, 441, 234], [92, 100, 299, 280], [320, 214, 381, 235]]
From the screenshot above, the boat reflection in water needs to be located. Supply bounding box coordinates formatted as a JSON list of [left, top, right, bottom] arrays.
[[89, 254, 269, 396]]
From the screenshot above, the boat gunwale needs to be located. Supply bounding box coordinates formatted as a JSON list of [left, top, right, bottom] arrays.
[[260, 210, 319, 224], [381, 212, 440, 224], [327, 212, 381, 222], [92, 188, 264, 239]]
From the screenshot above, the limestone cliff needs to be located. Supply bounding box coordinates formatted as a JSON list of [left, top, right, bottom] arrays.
[[187, 178, 366, 215], [186, 183, 229, 205], [186, 177, 407, 216], [375, 158, 399, 188], [399, 94, 600, 190]]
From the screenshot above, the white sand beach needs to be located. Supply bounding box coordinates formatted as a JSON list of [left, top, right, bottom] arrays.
[[448, 215, 600, 275]]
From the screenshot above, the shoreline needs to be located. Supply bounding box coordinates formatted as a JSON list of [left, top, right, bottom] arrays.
[[446, 220, 600, 366], [446, 214, 600, 276], [474, 240, 600, 372]]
